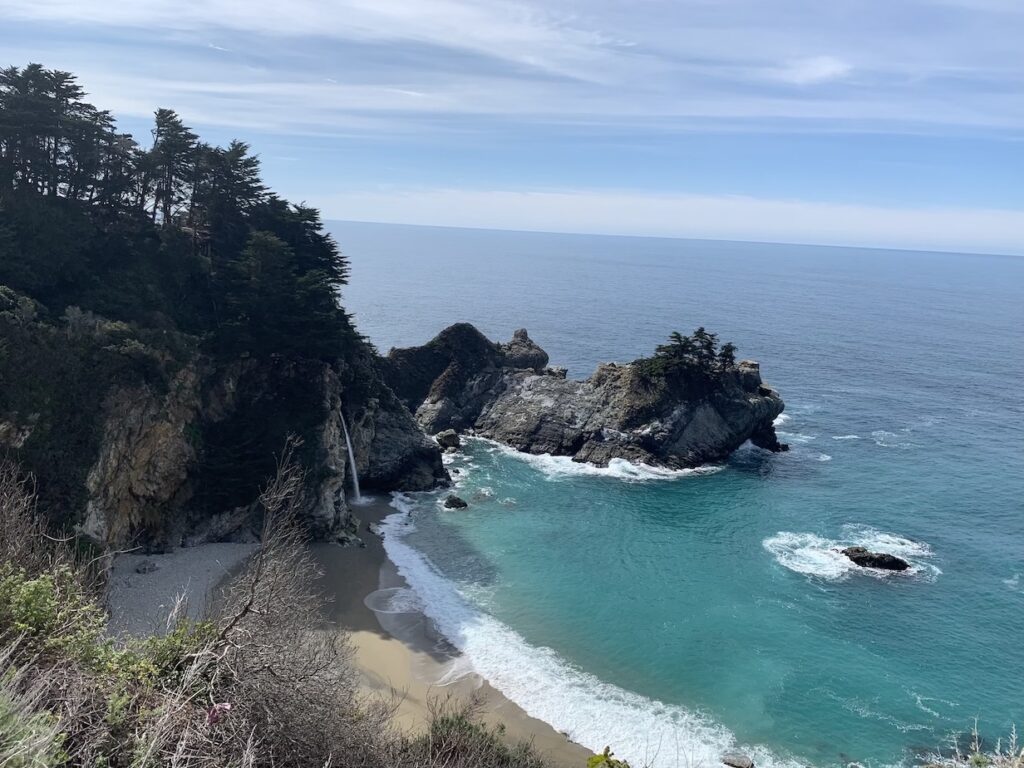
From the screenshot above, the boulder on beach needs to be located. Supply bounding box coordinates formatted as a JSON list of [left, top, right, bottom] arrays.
[[841, 546, 910, 571], [722, 753, 755, 768], [443, 495, 469, 509], [435, 429, 461, 450]]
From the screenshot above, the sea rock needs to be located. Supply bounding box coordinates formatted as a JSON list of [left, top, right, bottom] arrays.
[[722, 753, 755, 768], [443, 495, 469, 509], [435, 429, 461, 450], [381, 324, 786, 469], [841, 547, 910, 571]]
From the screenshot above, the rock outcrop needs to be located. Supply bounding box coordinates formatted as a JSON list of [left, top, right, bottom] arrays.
[[435, 429, 461, 450], [381, 325, 787, 469], [841, 547, 910, 571], [77, 352, 446, 550], [2, 296, 446, 550]]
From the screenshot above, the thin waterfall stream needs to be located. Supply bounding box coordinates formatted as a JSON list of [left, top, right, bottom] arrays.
[[340, 412, 362, 502]]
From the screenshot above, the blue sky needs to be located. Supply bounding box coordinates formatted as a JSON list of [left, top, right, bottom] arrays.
[[2, 0, 1022, 253]]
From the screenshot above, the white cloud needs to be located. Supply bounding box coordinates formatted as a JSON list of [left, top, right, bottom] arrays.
[[769, 56, 852, 85], [3, 0, 1022, 133], [316, 187, 1024, 256]]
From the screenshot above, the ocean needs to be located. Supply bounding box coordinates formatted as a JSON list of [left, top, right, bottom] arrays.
[[332, 220, 1024, 768]]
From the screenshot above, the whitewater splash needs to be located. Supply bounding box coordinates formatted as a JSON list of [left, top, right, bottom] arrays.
[[382, 493, 804, 768], [763, 525, 940, 581], [340, 411, 362, 502], [471, 437, 722, 483]]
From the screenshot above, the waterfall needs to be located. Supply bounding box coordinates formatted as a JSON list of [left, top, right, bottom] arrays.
[[340, 412, 362, 502]]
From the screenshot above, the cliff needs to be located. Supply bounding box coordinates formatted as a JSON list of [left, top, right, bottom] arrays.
[[381, 324, 787, 468], [0, 289, 446, 550]]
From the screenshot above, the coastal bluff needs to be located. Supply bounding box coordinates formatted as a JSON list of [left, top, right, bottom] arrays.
[[379, 324, 788, 469]]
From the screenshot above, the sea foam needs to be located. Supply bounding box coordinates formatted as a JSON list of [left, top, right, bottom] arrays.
[[382, 493, 803, 768], [473, 437, 722, 483], [763, 525, 940, 582]]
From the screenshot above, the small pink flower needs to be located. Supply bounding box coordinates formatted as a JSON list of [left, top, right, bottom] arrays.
[[206, 702, 232, 725]]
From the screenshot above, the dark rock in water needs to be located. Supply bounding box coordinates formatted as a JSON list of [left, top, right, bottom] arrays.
[[750, 422, 789, 452], [722, 752, 755, 768], [436, 429, 461, 450], [381, 325, 786, 470], [135, 560, 159, 575], [841, 546, 910, 571], [443, 495, 469, 509]]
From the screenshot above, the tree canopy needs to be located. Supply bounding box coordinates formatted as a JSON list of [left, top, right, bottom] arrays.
[[634, 327, 740, 384], [0, 63, 356, 360]]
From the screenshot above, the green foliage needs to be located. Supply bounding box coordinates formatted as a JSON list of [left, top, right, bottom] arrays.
[[0, 63, 356, 362], [0, 564, 214, 689], [419, 712, 550, 768], [0, 564, 107, 666], [0, 683, 64, 768], [633, 327, 739, 388], [588, 746, 632, 768]]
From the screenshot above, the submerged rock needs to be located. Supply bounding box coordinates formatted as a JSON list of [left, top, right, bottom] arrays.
[[443, 495, 469, 509], [381, 324, 786, 469], [841, 546, 910, 571], [722, 753, 755, 768], [435, 429, 461, 450]]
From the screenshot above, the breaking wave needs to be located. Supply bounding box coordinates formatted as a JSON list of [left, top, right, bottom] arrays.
[[472, 437, 722, 483], [763, 525, 940, 582]]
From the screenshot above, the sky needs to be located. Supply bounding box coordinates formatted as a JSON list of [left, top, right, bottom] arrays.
[[2, 0, 1023, 254]]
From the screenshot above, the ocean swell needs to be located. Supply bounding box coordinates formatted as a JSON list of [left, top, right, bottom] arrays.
[[382, 493, 803, 768]]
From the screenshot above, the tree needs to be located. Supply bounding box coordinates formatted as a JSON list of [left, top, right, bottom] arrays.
[[147, 108, 197, 225], [718, 341, 737, 370], [218, 232, 351, 359]]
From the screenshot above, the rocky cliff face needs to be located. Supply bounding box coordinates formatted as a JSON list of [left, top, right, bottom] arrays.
[[75, 352, 446, 550], [381, 324, 787, 469], [0, 298, 446, 550]]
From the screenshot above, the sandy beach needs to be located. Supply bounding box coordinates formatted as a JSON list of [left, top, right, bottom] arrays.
[[104, 497, 589, 767], [311, 496, 591, 768]]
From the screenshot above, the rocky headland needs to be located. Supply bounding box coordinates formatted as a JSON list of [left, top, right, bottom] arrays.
[[380, 323, 787, 469]]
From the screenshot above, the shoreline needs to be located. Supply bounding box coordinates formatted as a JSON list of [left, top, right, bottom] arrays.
[[311, 495, 592, 768], [102, 498, 590, 766]]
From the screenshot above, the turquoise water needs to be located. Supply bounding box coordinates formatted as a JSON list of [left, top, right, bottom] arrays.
[[335, 221, 1024, 768]]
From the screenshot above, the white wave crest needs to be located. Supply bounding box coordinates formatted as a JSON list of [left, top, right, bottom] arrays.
[[773, 414, 791, 426], [871, 430, 913, 449], [384, 494, 802, 768], [468, 437, 721, 483], [776, 431, 816, 444], [364, 586, 425, 614], [763, 526, 940, 582], [831, 435, 860, 441]]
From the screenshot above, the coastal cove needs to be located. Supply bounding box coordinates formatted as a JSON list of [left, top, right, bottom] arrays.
[[336, 221, 1024, 768]]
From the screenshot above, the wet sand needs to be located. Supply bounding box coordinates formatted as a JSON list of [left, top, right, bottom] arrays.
[[311, 495, 591, 768]]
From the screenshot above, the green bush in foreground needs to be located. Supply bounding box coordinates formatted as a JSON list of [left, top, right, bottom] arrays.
[[0, 660, 65, 768]]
